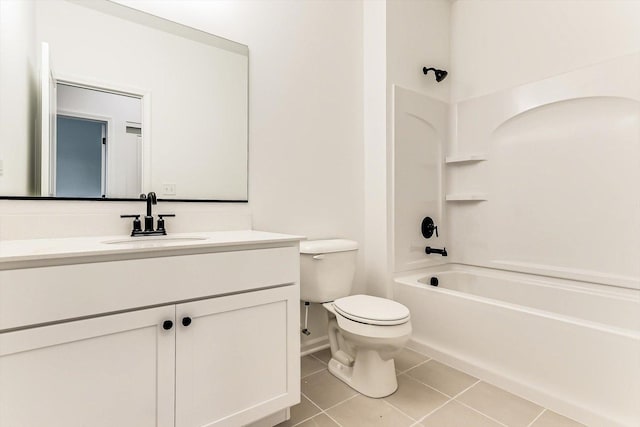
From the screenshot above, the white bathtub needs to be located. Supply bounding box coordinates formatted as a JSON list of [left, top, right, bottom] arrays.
[[394, 265, 640, 427]]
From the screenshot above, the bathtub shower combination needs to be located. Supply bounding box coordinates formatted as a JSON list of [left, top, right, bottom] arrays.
[[391, 54, 640, 427]]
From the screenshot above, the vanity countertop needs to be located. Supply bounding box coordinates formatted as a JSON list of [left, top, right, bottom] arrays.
[[0, 230, 303, 270]]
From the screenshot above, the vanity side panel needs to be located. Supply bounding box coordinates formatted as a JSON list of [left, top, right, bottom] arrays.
[[0, 246, 299, 331]]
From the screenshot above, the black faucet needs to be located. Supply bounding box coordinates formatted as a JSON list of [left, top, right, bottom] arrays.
[[425, 246, 448, 256], [144, 191, 157, 232], [120, 191, 175, 236]]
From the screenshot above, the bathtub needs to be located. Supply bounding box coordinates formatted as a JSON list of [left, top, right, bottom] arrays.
[[394, 265, 640, 427]]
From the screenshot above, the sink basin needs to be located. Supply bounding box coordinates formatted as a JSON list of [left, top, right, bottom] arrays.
[[102, 236, 208, 245]]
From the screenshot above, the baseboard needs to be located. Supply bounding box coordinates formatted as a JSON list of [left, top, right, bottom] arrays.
[[300, 335, 329, 356], [244, 408, 289, 427], [406, 338, 625, 427]]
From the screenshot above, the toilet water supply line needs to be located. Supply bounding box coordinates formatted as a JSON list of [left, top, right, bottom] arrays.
[[301, 301, 311, 335]]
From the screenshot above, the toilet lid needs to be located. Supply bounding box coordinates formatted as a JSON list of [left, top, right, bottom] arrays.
[[333, 295, 410, 326]]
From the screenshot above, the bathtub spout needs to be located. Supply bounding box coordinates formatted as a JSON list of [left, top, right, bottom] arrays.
[[425, 246, 448, 256]]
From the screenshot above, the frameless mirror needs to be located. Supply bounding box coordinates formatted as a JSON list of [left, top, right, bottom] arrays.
[[0, 0, 248, 201]]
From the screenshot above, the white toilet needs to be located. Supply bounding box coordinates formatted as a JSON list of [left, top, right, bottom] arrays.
[[300, 239, 412, 398]]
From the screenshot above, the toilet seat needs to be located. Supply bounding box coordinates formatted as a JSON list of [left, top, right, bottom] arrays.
[[333, 295, 410, 326]]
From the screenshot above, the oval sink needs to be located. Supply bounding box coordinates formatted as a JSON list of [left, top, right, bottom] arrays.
[[102, 236, 208, 245]]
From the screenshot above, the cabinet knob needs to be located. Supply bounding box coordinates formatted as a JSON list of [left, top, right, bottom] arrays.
[[162, 320, 174, 330], [182, 317, 192, 327]]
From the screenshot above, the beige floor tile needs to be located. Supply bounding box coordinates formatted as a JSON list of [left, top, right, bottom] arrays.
[[406, 360, 477, 397], [456, 382, 543, 427], [420, 400, 503, 427], [302, 355, 327, 378], [394, 348, 430, 373], [276, 395, 321, 427], [327, 394, 414, 427], [297, 413, 340, 427], [384, 375, 449, 420], [530, 410, 585, 427], [301, 370, 358, 410], [311, 348, 332, 365]]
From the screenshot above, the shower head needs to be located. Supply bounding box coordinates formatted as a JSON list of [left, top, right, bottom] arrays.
[[423, 67, 448, 82]]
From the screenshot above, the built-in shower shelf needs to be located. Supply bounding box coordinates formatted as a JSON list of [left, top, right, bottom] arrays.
[[445, 193, 488, 201], [445, 154, 486, 164]]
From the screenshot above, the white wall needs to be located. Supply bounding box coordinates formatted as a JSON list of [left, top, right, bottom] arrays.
[[0, 0, 36, 196], [363, 0, 388, 299], [387, 0, 450, 104], [450, 0, 640, 103]]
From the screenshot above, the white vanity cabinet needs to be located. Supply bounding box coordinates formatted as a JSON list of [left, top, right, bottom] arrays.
[[0, 305, 177, 427], [0, 232, 301, 427], [175, 286, 296, 427]]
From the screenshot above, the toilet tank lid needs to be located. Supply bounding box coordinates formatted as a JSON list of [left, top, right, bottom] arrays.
[[300, 239, 358, 254]]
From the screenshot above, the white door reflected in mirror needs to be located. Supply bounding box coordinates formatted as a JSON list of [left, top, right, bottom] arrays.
[[56, 83, 143, 199]]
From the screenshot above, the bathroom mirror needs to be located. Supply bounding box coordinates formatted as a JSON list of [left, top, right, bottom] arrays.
[[0, 0, 248, 201]]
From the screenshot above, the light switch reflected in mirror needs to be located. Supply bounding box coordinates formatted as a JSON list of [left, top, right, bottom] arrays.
[[0, 0, 248, 201]]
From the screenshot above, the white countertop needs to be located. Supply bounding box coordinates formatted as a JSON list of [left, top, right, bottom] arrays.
[[0, 230, 303, 269]]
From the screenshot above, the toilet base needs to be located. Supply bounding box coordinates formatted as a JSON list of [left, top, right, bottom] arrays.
[[328, 349, 398, 398]]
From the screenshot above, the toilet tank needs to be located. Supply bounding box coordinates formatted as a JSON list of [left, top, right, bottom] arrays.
[[299, 239, 358, 303]]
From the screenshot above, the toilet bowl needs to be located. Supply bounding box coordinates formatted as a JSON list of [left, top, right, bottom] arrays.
[[299, 239, 412, 398], [323, 295, 411, 397]]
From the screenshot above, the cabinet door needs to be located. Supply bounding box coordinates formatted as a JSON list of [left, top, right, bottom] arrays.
[[0, 306, 176, 427], [175, 286, 299, 427]]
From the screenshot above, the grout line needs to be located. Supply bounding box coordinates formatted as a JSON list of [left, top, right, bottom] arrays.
[[400, 371, 465, 400], [454, 400, 510, 427], [289, 414, 316, 427], [395, 357, 433, 376], [414, 395, 454, 424], [300, 391, 324, 413], [526, 408, 547, 427], [321, 392, 359, 412], [290, 392, 337, 427], [414, 379, 481, 425], [380, 397, 419, 422], [301, 366, 327, 379], [322, 410, 344, 427], [451, 379, 481, 399]]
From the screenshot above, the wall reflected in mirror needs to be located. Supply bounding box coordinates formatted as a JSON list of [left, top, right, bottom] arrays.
[[0, 0, 248, 201]]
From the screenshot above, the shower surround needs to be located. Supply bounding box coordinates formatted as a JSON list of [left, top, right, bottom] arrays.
[[391, 53, 640, 427]]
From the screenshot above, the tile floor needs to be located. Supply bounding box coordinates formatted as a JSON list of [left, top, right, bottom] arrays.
[[277, 347, 586, 427]]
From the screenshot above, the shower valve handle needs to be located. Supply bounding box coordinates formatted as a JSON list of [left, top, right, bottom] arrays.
[[421, 217, 438, 238]]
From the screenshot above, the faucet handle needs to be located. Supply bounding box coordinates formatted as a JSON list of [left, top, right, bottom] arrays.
[[120, 214, 142, 233], [421, 217, 439, 238], [156, 214, 175, 234]]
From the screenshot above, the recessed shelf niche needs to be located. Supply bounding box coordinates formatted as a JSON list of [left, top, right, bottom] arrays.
[[445, 193, 488, 201], [444, 154, 486, 164]]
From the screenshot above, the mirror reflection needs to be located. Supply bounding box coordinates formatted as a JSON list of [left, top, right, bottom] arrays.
[[56, 84, 142, 198], [0, 0, 249, 201]]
